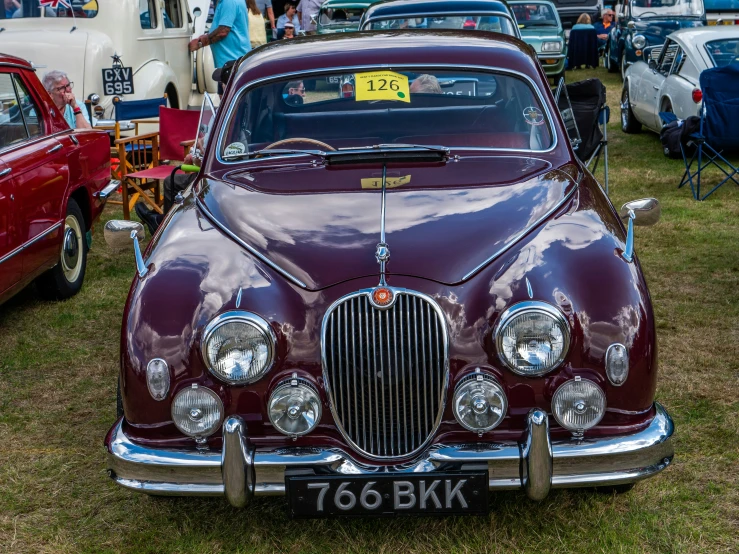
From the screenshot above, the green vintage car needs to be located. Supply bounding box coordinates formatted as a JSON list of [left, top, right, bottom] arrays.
[[509, 1, 567, 82], [317, 0, 379, 33]]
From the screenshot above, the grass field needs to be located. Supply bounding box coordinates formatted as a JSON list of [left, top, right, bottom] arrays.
[[1, 67, 738, 553]]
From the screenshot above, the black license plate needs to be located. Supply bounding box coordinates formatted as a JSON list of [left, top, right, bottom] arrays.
[[286, 471, 488, 518], [102, 66, 134, 96]]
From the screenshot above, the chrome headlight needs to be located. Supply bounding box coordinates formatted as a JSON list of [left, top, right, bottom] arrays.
[[268, 377, 322, 436], [495, 301, 570, 376], [202, 311, 276, 384], [632, 34, 647, 50], [453, 371, 507, 432], [552, 377, 606, 433], [171, 384, 223, 438], [541, 41, 562, 53]]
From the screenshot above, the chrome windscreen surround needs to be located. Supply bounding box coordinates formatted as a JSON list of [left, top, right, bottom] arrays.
[[321, 287, 449, 460], [494, 301, 570, 376]]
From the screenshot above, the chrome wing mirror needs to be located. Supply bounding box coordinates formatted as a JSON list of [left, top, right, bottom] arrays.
[[104, 220, 149, 278], [619, 198, 660, 262]]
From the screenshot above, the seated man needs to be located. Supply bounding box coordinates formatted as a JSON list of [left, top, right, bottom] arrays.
[[594, 9, 615, 48]]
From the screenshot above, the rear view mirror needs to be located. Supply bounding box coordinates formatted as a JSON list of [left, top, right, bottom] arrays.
[[104, 220, 145, 249], [620, 198, 661, 226]]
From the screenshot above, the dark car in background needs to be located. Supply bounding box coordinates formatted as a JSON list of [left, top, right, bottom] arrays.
[[0, 54, 113, 306], [607, 0, 706, 79]]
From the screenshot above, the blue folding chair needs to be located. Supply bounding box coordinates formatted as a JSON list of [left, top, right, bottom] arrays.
[[678, 61, 739, 201]]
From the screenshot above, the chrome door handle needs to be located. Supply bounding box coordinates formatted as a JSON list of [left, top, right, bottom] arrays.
[[47, 144, 63, 154], [652, 85, 660, 90], [0, 168, 11, 177], [70, 135, 79, 145]]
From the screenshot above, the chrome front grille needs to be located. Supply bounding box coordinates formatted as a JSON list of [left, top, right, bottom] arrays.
[[322, 290, 448, 459]]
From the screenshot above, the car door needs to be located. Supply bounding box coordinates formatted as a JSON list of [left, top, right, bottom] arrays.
[[634, 42, 674, 130], [0, 156, 19, 297], [2, 71, 70, 278]]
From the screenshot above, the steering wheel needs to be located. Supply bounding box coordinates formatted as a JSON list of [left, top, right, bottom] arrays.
[[263, 138, 336, 151], [636, 10, 659, 17]]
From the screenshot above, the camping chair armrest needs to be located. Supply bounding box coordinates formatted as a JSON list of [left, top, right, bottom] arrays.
[[130, 118, 160, 125], [115, 132, 161, 145]]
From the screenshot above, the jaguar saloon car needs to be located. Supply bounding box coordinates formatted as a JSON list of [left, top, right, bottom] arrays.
[[105, 32, 674, 516], [621, 26, 739, 133], [0, 54, 113, 306]]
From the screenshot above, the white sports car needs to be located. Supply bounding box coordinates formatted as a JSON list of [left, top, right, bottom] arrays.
[[621, 25, 739, 134]]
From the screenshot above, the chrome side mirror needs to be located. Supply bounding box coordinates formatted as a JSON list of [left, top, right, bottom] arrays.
[[619, 198, 660, 263], [104, 220, 148, 277], [620, 198, 661, 226]]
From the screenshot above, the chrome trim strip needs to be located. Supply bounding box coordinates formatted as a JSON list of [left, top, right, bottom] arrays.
[[195, 195, 308, 288], [0, 168, 11, 177], [461, 183, 577, 281], [215, 64, 559, 166], [537, 54, 566, 60], [320, 287, 450, 461], [106, 404, 675, 498], [0, 220, 62, 266]]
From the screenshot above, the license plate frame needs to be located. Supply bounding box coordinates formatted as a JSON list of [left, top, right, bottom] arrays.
[[286, 471, 488, 518], [102, 66, 135, 96]]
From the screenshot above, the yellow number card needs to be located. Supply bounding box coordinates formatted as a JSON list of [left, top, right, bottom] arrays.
[[355, 71, 411, 103]]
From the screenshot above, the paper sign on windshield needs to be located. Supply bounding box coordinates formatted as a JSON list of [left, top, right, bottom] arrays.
[[355, 71, 410, 103], [361, 175, 411, 189]]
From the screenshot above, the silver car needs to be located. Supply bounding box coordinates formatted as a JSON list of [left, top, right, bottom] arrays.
[[620, 25, 739, 134]]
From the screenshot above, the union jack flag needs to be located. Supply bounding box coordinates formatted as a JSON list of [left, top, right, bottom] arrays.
[[39, 0, 73, 9]]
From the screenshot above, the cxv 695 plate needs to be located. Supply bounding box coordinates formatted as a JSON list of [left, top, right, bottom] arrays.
[[286, 471, 488, 518]]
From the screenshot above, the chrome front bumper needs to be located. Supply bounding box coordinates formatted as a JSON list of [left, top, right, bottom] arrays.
[[106, 403, 674, 507]]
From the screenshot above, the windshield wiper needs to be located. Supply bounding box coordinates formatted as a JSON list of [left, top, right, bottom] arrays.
[[223, 148, 328, 161], [326, 143, 450, 165]]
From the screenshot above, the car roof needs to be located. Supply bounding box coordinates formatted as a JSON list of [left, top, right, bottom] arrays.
[[233, 30, 540, 87], [363, 0, 513, 21], [669, 25, 739, 50], [321, 0, 378, 8], [0, 54, 33, 69]]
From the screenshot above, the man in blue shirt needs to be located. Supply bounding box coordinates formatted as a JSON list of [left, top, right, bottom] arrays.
[[189, 0, 251, 71]]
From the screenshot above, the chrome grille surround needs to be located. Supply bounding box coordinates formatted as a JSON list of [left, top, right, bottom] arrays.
[[321, 288, 449, 460]]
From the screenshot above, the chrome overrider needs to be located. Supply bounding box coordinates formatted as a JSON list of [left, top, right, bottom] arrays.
[[105, 403, 674, 507]]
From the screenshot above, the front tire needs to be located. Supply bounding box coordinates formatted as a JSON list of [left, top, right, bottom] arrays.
[[621, 84, 642, 134], [35, 198, 88, 300]]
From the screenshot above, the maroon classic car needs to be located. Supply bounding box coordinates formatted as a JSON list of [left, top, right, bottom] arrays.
[[0, 54, 114, 305], [105, 32, 674, 516]]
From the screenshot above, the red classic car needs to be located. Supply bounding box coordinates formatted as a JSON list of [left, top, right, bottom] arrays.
[[0, 54, 114, 305], [105, 32, 674, 517]]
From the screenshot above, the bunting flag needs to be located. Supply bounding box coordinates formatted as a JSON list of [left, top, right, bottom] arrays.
[[39, 0, 73, 9]]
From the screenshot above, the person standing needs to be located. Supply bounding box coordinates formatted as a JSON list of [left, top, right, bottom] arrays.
[[277, 3, 300, 32], [256, 0, 277, 38], [42, 70, 92, 130], [247, 0, 268, 47], [188, 0, 251, 73], [297, 0, 322, 33]]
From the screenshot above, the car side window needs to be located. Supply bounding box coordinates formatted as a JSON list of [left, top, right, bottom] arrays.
[[12, 75, 43, 139], [163, 0, 183, 28], [0, 73, 27, 150], [139, 0, 158, 29], [669, 46, 685, 75], [658, 41, 679, 75]]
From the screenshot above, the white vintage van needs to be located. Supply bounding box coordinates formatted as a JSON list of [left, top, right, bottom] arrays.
[[0, 0, 217, 123]]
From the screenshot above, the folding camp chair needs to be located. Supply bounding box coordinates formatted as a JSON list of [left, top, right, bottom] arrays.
[[678, 61, 739, 201], [116, 106, 200, 220], [555, 78, 610, 193]]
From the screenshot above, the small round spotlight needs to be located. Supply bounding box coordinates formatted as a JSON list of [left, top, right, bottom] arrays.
[[453, 371, 507, 433], [268, 377, 321, 437], [552, 378, 606, 434], [171, 384, 223, 438]]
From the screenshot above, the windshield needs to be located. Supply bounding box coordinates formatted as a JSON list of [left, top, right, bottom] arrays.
[[219, 68, 553, 159], [631, 0, 704, 18], [320, 6, 365, 26], [365, 15, 517, 35], [510, 3, 559, 28], [705, 38, 739, 66], [0, 0, 98, 19]]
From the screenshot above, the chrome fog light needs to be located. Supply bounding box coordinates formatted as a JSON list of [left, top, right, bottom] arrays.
[[552, 377, 606, 434], [268, 377, 321, 437], [202, 311, 276, 384], [605, 343, 629, 386], [495, 301, 570, 376], [146, 358, 170, 400], [453, 371, 507, 432], [171, 384, 224, 438]]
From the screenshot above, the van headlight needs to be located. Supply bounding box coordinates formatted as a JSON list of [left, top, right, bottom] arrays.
[[202, 311, 276, 384], [494, 301, 570, 376]]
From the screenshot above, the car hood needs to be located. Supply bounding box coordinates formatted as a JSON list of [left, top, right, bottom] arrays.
[[198, 156, 577, 291], [634, 18, 704, 43]]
